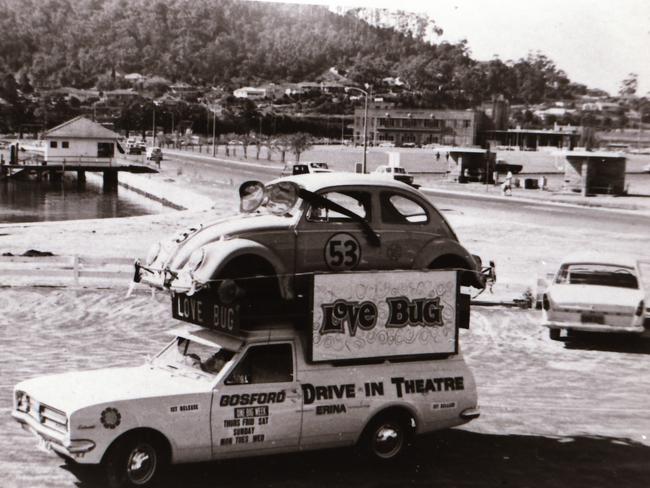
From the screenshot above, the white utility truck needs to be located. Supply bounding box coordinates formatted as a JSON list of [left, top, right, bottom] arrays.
[[13, 270, 479, 488]]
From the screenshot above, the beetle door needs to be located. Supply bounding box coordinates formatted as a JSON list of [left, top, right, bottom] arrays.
[[211, 343, 302, 457], [295, 189, 382, 273]]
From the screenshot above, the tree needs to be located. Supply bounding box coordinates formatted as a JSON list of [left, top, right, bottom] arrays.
[[273, 136, 291, 163], [619, 73, 638, 98], [288, 132, 314, 162]]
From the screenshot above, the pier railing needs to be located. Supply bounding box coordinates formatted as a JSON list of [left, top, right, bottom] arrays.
[[0, 255, 134, 287]]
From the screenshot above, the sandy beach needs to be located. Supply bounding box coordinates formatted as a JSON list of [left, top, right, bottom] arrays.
[[2, 149, 650, 487]]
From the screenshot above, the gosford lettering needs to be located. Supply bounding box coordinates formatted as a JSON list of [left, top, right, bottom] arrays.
[[320, 297, 444, 336]]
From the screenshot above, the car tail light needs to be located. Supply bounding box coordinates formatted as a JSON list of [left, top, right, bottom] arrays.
[[542, 294, 550, 311], [635, 300, 645, 317]]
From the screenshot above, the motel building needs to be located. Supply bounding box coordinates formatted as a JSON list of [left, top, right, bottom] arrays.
[[353, 104, 487, 147], [43, 116, 122, 165]]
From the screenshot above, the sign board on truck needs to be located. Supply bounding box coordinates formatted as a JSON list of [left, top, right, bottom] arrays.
[[311, 270, 463, 362], [171, 291, 240, 335]]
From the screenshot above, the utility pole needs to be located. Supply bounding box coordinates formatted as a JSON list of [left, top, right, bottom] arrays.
[[211, 108, 216, 157]]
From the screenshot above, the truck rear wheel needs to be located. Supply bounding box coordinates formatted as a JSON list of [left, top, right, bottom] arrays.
[[362, 414, 413, 462], [104, 433, 166, 488]]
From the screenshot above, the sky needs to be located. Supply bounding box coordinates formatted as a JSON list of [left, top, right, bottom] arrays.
[[255, 0, 650, 97]]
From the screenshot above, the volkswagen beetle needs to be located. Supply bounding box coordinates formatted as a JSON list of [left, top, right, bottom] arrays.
[[135, 173, 486, 302]]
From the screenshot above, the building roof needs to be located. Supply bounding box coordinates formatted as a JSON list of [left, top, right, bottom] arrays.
[[561, 150, 625, 159], [44, 116, 121, 140]]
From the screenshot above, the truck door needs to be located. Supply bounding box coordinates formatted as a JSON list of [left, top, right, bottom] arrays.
[[211, 342, 302, 457]]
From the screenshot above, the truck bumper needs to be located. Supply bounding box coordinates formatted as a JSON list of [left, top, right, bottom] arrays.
[[543, 321, 644, 334], [12, 411, 99, 464]]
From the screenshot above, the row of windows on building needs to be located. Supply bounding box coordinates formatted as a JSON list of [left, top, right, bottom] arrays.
[[50, 141, 69, 148], [363, 118, 472, 129]]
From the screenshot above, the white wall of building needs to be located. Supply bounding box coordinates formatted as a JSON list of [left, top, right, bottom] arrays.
[[44, 138, 115, 164]]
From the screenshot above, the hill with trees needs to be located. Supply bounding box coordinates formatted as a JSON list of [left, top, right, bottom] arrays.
[[0, 0, 587, 108]]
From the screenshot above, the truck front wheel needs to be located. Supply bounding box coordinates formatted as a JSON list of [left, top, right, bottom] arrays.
[[104, 433, 167, 488], [362, 414, 413, 461]]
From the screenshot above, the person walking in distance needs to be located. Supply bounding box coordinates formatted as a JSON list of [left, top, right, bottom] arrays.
[[501, 171, 513, 196]]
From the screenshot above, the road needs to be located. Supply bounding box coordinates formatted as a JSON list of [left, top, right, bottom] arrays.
[[2, 289, 649, 488], [162, 149, 650, 236]]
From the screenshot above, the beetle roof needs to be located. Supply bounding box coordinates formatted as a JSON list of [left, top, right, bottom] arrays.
[[559, 252, 640, 269], [269, 172, 414, 192]]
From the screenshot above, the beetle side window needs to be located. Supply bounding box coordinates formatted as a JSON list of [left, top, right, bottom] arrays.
[[380, 193, 429, 224], [306, 191, 371, 222], [225, 344, 294, 385]]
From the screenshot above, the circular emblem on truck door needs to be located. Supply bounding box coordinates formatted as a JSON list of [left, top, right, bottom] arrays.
[[325, 233, 361, 270], [101, 407, 121, 429]]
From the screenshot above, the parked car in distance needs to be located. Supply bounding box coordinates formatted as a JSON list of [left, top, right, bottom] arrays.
[[542, 252, 648, 340], [126, 142, 143, 155], [281, 162, 332, 176], [373, 165, 415, 186], [146, 147, 163, 161], [377, 141, 395, 148]]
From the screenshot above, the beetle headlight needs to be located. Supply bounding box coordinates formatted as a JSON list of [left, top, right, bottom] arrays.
[[186, 248, 206, 272], [145, 242, 162, 266]]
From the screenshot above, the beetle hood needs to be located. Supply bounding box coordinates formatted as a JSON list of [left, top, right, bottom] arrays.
[[156, 213, 297, 271]]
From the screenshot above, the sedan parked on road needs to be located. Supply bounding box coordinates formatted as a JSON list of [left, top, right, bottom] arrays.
[[372, 165, 415, 186], [542, 253, 647, 340]]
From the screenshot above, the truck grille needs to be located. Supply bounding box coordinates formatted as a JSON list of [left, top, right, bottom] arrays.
[[25, 396, 68, 434]]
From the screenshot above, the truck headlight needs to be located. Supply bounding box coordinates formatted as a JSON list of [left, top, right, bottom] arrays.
[[15, 391, 30, 413]]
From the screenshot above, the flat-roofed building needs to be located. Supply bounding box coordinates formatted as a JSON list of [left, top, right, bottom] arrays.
[[353, 105, 487, 147], [562, 151, 627, 195]]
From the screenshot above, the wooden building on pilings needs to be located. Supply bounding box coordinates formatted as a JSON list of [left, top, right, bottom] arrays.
[[1, 116, 156, 188]]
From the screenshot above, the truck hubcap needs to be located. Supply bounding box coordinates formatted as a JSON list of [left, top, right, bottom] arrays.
[[126, 444, 157, 485], [373, 424, 403, 458]]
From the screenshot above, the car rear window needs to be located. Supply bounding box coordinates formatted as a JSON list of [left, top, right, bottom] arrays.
[[556, 263, 639, 289], [380, 193, 429, 224]]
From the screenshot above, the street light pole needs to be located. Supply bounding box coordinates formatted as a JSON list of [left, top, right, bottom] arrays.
[[211, 108, 216, 157], [345, 85, 371, 173], [152, 102, 156, 147], [362, 89, 369, 173]]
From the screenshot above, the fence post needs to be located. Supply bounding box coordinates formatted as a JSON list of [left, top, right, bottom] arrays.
[[73, 255, 80, 286]]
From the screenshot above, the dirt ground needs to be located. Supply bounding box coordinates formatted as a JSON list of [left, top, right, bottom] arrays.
[[1, 148, 650, 487], [1, 289, 649, 488]]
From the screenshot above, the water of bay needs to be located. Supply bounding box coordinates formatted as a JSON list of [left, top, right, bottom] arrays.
[[0, 175, 165, 223]]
